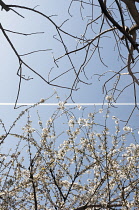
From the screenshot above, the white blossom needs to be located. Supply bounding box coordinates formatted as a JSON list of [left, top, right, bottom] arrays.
[[68, 119, 75, 127], [99, 109, 103, 113], [112, 116, 117, 120], [96, 133, 102, 137], [58, 101, 65, 109], [77, 105, 82, 110], [105, 95, 113, 101], [123, 126, 132, 132]]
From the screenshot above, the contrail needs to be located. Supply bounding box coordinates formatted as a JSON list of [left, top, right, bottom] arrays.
[[0, 103, 138, 106]]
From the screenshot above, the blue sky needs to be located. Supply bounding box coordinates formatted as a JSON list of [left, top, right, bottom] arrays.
[[0, 0, 138, 152], [0, 0, 138, 104]]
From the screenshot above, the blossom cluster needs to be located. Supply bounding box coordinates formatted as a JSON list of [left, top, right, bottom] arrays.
[[0, 104, 138, 210]]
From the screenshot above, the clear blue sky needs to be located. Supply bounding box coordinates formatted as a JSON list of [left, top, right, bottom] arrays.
[[1, 0, 136, 104]]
